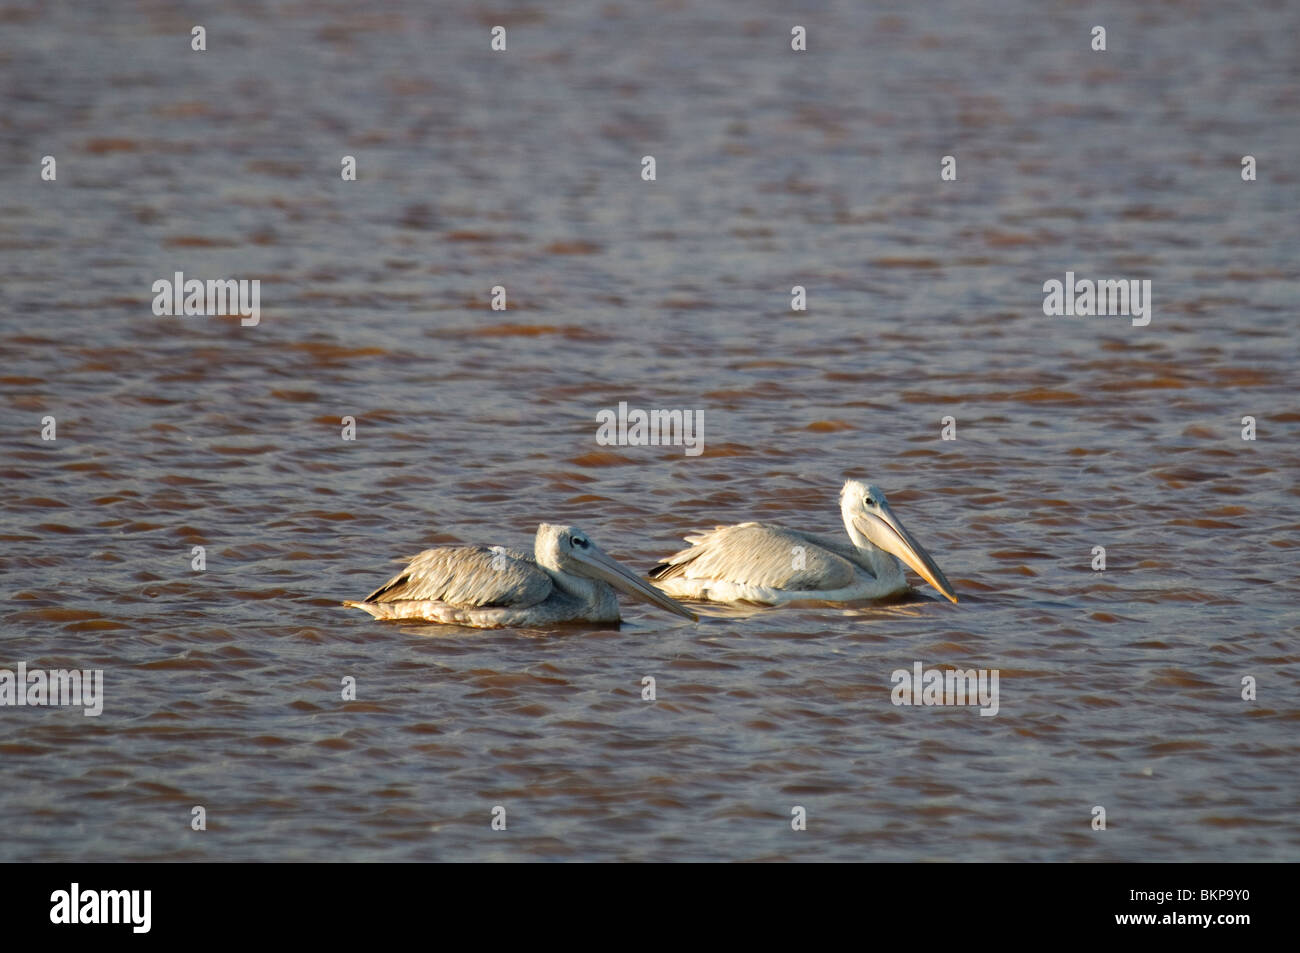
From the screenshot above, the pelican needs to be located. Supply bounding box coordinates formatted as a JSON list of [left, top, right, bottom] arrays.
[[344, 523, 697, 628], [648, 480, 958, 605]]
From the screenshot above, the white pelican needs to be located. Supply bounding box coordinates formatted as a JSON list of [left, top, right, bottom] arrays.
[[648, 479, 958, 605], [345, 523, 697, 628]]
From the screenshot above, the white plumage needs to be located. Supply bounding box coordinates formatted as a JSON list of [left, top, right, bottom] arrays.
[[346, 523, 697, 628], [650, 480, 958, 606]]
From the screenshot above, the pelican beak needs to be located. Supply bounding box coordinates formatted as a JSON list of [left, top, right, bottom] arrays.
[[853, 502, 958, 604], [576, 545, 699, 621]]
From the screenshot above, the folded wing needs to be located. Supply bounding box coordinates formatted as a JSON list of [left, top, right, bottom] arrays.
[[362, 546, 552, 608], [649, 522, 867, 591]]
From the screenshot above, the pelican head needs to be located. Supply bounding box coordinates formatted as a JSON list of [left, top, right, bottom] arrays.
[[535, 523, 697, 620], [838, 480, 958, 604]]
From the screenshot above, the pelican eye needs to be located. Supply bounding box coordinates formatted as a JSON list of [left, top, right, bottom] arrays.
[[572, 536, 589, 548]]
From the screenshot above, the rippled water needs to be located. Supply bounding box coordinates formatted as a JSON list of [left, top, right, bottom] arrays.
[[2, 1, 1298, 861]]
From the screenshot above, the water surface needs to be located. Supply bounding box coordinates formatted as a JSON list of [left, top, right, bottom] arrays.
[[1, 0, 1297, 861]]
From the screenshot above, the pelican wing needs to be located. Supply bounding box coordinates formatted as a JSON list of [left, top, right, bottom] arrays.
[[362, 545, 552, 608], [650, 522, 867, 591]]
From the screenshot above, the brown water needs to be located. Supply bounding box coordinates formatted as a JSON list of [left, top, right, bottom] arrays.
[[1, 1, 1298, 861]]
